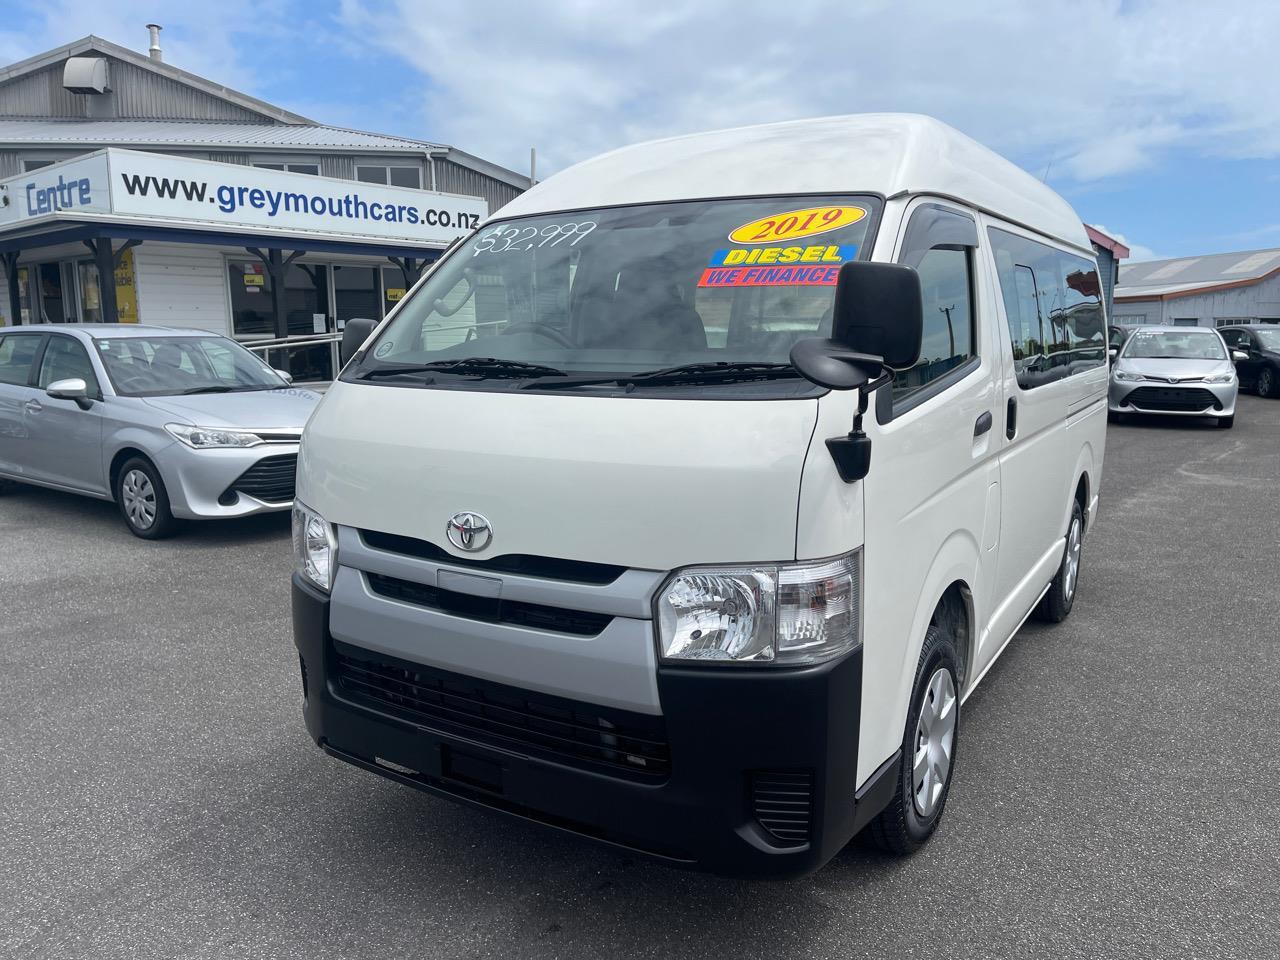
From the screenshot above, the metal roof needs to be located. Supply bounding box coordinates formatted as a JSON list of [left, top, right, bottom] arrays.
[[1116, 247, 1280, 300], [499, 113, 1091, 251], [0, 35, 316, 125], [0, 119, 445, 153]]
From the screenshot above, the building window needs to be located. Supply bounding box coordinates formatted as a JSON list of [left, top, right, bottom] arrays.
[[23, 159, 55, 171], [1173, 318, 1200, 326], [253, 162, 320, 175], [356, 165, 421, 189]]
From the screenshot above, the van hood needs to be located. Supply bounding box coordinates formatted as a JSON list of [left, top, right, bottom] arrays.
[[142, 387, 321, 430], [298, 381, 820, 571]]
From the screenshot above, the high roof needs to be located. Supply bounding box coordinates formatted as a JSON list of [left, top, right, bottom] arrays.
[[1116, 247, 1280, 301], [499, 113, 1089, 251], [0, 118, 447, 154]]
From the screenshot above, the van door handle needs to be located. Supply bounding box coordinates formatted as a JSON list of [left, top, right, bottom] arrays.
[[974, 411, 992, 437], [24, 399, 42, 413], [1005, 396, 1018, 439]]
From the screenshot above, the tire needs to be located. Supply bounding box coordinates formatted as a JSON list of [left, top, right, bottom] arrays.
[[115, 456, 177, 539], [1217, 415, 1234, 429], [867, 625, 960, 855], [1257, 366, 1277, 399], [1034, 499, 1084, 623]]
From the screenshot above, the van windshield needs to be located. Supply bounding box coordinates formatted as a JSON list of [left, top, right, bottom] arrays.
[[351, 195, 880, 393]]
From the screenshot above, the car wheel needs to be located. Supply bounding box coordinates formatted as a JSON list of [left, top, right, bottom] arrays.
[[866, 624, 960, 855], [1034, 499, 1084, 623], [1258, 367, 1277, 399], [115, 456, 177, 539], [1217, 415, 1234, 429]]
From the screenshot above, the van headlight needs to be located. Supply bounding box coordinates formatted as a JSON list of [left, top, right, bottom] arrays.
[[292, 501, 336, 592], [656, 552, 861, 665]]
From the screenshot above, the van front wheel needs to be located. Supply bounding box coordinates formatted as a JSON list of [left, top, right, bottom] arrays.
[[867, 625, 959, 854], [1034, 499, 1084, 623]]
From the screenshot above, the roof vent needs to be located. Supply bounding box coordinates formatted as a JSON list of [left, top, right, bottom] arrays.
[[63, 57, 110, 94], [146, 23, 163, 62]]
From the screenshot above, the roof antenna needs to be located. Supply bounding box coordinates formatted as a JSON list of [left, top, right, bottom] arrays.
[[146, 24, 163, 62], [1041, 153, 1055, 183]]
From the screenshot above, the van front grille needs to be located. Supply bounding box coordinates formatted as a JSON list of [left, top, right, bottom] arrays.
[[332, 641, 671, 781], [366, 572, 612, 637], [224, 453, 297, 503], [751, 770, 814, 846], [1123, 386, 1220, 412]]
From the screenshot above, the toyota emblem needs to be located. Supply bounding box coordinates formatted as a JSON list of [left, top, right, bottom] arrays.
[[446, 512, 492, 552]]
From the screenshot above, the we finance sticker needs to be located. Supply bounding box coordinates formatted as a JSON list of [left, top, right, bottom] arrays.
[[728, 205, 867, 244], [698, 243, 857, 288]]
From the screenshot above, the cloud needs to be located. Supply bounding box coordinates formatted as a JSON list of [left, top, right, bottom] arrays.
[[340, 0, 1280, 185]]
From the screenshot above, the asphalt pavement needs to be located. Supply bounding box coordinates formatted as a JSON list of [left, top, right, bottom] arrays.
[[2, 397, 1278, 960]]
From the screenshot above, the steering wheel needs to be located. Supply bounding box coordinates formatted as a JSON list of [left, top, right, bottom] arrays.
[[499, 321, 576, 348]]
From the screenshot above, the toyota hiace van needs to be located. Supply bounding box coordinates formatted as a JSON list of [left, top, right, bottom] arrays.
[[291, 114, 1108, 877]]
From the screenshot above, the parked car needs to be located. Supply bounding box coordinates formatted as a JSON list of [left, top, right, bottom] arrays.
[[0, 324, 320, 538], [1108, 326, 1238, 427], [1218, 324, 1280, 398], [292, 114, 1108, 877]]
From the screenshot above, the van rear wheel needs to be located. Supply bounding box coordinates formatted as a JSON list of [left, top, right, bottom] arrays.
[[1034, 499, 1083, 623], [866, 625, 959, 855]]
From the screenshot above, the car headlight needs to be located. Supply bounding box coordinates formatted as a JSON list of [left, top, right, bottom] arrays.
[[292, 501, 337, 592], [165, 423, 263, 448], [1113, 370, 1145, 382], [656, 552, 861, 665], [1205, 369, 1235, 384]]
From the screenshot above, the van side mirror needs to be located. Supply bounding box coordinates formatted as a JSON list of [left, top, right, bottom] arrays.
[[340, 317, 378, 366], [46, 377, 93, 410], [789, 261, 924, 390], [789, 262, 925, 485]]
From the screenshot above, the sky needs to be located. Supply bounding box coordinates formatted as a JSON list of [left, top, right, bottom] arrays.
[[2, 0, 1278, 262]]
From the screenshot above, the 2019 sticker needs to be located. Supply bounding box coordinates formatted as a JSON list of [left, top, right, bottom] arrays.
[[728, 205, 867, 244]]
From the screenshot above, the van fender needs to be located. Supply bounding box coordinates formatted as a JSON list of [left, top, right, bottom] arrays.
[[885, 529, 980, 741], [1061, 440, 1097, 537]]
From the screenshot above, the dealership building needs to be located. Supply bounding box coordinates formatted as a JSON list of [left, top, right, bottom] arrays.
[[0, 29, 528, 379]]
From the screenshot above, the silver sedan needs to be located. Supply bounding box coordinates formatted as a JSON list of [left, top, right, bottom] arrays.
[[0, 324, 320, 538], [1108, 326, 1240, 429]]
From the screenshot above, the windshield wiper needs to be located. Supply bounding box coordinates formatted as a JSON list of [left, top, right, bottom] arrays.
[[521, 360, 799, 390], [180, 385, 236, 394], [358, 357, 568, 380]]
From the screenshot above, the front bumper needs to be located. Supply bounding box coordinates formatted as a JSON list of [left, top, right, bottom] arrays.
[[292, 576, 891, 878], [157, 441, 298, 519], [1108, 378, 1237, 418]]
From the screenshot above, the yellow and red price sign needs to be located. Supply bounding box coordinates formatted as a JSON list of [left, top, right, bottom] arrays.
[[728, 205, 867, 245]]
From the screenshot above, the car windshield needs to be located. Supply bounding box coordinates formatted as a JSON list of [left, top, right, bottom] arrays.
[[1122, 329, 1226, 361], [351, 195, 881, 392], [95, 336, 288, 397], [1253, 328, 1280, 350]]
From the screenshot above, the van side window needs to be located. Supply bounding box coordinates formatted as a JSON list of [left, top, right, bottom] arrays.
[[989, 227, 1106, 389], [892, 204, 978, 403]]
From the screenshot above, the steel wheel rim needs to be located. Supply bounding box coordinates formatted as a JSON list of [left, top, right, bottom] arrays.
[[1063, 514, 1082, 601], [1262, 370, 1273, 396], [122, 469, 156, 529], [912, 667, 957, 818]]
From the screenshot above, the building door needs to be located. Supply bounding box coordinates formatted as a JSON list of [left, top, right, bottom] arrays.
[[35, 263, 72, 323]]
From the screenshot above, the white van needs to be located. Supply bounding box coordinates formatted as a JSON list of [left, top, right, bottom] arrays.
[[291, 114, 1107, 877]]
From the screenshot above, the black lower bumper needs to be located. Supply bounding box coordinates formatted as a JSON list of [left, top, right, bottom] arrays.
[[292, 576, 895, 878]]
